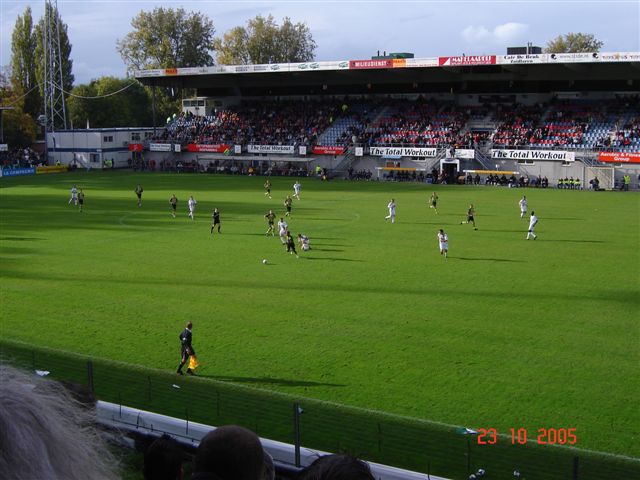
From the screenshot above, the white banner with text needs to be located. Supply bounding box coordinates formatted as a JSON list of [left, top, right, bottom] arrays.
[[370, 146, 437, 157], [491, 149, 575, 161], [248, 145, 295, 154]]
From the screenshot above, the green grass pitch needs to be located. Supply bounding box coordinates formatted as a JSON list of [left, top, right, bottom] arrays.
[[0, 171, 638, 459]]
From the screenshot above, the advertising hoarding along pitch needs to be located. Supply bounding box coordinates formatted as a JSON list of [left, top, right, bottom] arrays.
[[312, 146, 345, 155], [1, 167, 36, 177], [149, 143, 172, 152], [370, 146, 437, 157], [598, 152, 640, 163], [248, 145, 295, 154], [491, 149, 575, 161], [186, 144, 231, 153]]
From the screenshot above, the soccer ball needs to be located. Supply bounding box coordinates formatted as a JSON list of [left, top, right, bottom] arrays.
[[262, 259, 268, 264]]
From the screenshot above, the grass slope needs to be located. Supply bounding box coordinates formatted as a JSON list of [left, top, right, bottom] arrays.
[[1, 171, 638, 459]]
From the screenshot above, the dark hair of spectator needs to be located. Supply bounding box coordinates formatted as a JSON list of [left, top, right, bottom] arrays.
[[296, 454, 375, 480], [193, 425, 265, 480], [144, 434, 185, 480]]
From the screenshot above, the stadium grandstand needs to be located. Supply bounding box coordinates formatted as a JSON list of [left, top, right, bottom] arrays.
[[34, 50, 640, 189]]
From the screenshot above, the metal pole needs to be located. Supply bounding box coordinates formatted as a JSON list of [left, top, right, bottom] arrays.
[[293, 403, 301, 467], [466, 437, 471, 475], [86, 361, 94, 393], [573, 456, 579, 480], [152, 86, 157, 135]]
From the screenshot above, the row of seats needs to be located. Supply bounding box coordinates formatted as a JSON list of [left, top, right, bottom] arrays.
[[156, 98, 640, 153]]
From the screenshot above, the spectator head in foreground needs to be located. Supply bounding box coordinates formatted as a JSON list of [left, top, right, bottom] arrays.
[[0, 364, 120, 480], [144, 434, 185, 480], [192, 425, 266, 480], [297, 454, 375, 480]]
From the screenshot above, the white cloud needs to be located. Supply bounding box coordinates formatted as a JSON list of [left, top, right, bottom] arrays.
[[462, 22, 529, 45]]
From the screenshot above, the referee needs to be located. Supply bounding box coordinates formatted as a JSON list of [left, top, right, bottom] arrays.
[[176, 322, 195, 375]]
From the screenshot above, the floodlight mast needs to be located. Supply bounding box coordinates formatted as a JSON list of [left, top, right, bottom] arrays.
[[43, 0, 68, 135]]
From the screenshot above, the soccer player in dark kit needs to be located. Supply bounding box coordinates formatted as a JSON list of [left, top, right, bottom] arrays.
[[211, 208, 221, 234], [135, 184, 144, 207], [264, 209, 276, 236], [285, 230, 299, 258], [169, 194, 178, 218]]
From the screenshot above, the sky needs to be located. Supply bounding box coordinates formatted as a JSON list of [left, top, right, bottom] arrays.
[[1, 0, 639, 84]]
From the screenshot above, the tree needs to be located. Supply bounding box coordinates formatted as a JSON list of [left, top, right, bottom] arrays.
[[544, 33, 604, 53], [0, 69, 37, 147], [117, 7, 216, 71], [67, 77, 153, 128], [214, 15, 316, 65], [34, 2, 74, 102], [10, 6, 40, 119]]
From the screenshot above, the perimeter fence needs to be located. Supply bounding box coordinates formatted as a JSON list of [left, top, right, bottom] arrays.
[[1, 339, 638, 480]]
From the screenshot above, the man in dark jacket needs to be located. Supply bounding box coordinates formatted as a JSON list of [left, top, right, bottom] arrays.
[[177, 322, 195, 375]]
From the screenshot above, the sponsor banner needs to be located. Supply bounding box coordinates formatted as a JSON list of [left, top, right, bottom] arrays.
[[312, 146, 345, 155], [234, 145, 242, 154], [128, 143, 143, 152], [404, 57, 438, 68], [1, 167, 36, 177], [234, 64, 285, 73], [248, 144, 295, 154], [439, 55, 496, 66], [134, 69, 164, 77], [36, 165, 68, 174], [497, 54, 547, 65], [455, 149, 475, 159], [299, 146, 307, 156], [149, 143, 172, 152], [294, 61, 350, 71], [392, 59, 406, 68], [491, 149, 575, 161], [174, 144, 181, 153], [349, 59, 394, 69], [186, 144, 231, 153], [370, 146, 437, 157], [355, 146, 364, 157], [598, 152, 640, 163], [598, 52, 640, 62], [548, 52, 597, 63], [164, 68, 178, 75], [0, 144, 8, 152], [178, 66, 230, 75]]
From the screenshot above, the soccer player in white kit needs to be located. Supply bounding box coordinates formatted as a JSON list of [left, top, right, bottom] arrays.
[[526, 211, 538, 240], [298, 233, 310, 251], [519, 195, 527, 218], [69, 185, 78, 205], [188, 196, 197, 220], [437, 229, 448, 258], [293, 181, 301, 200], [385, 199, 396, 223], [278, 218, 288, 244]]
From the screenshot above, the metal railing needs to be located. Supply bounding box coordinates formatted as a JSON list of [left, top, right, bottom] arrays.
[[1, 340, 638, 480]]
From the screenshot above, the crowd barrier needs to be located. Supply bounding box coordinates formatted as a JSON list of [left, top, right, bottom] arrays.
[[1, 339, 638, 480]]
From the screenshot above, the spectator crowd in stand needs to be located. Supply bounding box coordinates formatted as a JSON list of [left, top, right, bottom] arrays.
[[152, 96, 640, 155], [155, 100, 340, 148], [1, 147, 44, 168]]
